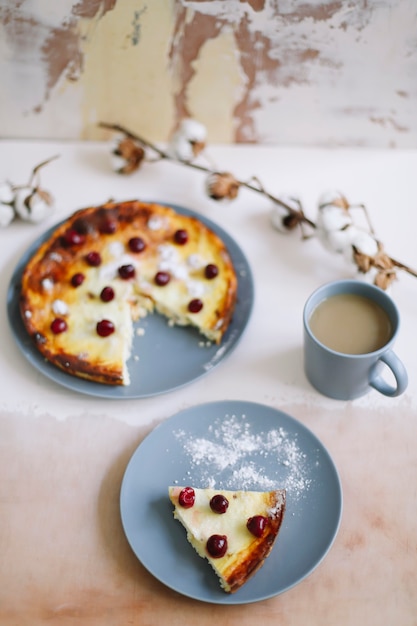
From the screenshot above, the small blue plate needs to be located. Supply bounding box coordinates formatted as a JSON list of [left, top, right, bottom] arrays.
[[120, 400, 343, 604]]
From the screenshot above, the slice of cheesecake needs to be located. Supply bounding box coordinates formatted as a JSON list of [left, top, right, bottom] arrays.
[[168, 485, 286, 593]]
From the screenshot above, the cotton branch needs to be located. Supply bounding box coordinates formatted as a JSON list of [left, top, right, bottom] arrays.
[[98, 121, 315, 232], [98, 121, 417, 289]]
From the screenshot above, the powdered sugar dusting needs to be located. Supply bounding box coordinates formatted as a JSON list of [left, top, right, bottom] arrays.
[[174, 412, 313, 500]]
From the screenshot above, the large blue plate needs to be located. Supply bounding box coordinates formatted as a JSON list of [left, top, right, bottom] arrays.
[[120, 400, 343, 604], [7, 202, 253, 398]]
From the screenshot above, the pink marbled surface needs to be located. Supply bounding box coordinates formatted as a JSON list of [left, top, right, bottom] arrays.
[[1, 406, 416, 625]]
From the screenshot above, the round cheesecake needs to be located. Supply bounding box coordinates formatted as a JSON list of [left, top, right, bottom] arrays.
[[19, 200, 237, 385]]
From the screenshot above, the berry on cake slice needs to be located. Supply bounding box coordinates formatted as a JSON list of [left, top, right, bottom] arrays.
[[168, 486, 286, 593]]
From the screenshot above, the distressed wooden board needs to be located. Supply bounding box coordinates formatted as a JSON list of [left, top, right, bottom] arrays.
[[0, 1, 416, 147]]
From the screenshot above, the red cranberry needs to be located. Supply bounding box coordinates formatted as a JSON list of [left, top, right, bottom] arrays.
[[85, 251, 101, 267], [100, 286, 115, 302], [99, 218, 117, 234], [63, 229, 85, 246], [154, 271, 171, 286], [72, 218, 92, 236], [128, 237, 146, 253], [118, 264, 135, 279], [174, 229, 188, 245], [50, 318, 67, 334], [205, 264, 219, 279], [206, 535, 228, 558], [247, 515, 268, 538], [188, 298, 203, 313], [96, 319, 115, 337], [210, 494, 229, 514], [71, 273, 85, 287], [178, 487, 195, 508]]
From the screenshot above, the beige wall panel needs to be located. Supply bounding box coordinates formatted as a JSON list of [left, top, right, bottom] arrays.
[[0, 0, 416, 147]]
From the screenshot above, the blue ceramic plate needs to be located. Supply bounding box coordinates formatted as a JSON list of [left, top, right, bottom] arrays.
[[7, 203, 253, 398], [120, 400, 343, 604]]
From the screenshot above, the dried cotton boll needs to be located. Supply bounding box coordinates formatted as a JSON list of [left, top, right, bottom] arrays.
[[344, 228, 379, 272], [110, 135, 127, 172], [206, 172, 240, 201], [320, 226, 356, 255], [315, 206, 354, 253], [349, 228, 379, 258], [375, 269, 397, 291], [178, 118, 207, 144], [14, 187, 55, 223], [318, 189, 350, 211], [270, 195, 303, 233], [0, 180, 15, 205], [367, 243, 397, 289], [111, 135, 145, 174], [316, 204, 352, 234], [110, 151, 125, 173], [169, 134, 195, 162], [169, 119, 207, 161]]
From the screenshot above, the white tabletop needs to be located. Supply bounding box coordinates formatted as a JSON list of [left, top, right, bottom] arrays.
[[1, 139, 417, 624]]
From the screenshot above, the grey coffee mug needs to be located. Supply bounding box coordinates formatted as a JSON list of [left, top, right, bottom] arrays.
[[303, 280, 408, 400]]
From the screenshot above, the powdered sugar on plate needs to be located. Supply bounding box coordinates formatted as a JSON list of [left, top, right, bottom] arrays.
[[173, 412, 313, 500]]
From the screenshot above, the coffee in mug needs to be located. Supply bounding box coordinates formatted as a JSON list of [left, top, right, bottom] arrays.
[[303, 280, 408, 400], [308, 293, 392, 355]]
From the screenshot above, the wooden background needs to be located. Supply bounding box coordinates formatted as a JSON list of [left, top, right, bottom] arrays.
[[1, 0, 416, 147]]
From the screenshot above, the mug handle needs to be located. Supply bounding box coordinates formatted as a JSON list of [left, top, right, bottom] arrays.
[[369, 350, 408, 397]]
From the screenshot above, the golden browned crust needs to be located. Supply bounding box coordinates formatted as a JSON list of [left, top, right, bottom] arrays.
[[225, 491, 286, 593], [19, 200, 237, 385]]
